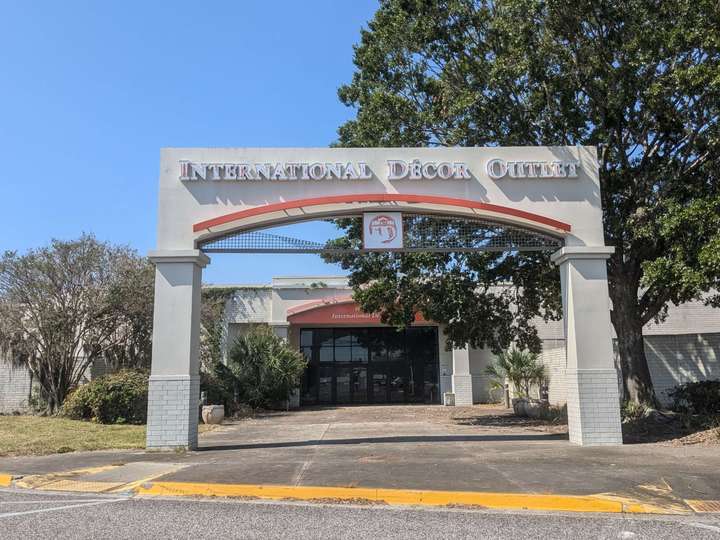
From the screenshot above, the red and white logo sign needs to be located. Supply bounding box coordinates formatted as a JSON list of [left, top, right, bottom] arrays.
[[363, 212, 403, 249]]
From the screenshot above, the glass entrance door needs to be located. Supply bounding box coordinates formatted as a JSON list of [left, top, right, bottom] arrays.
[[299, 327, 439, 405]]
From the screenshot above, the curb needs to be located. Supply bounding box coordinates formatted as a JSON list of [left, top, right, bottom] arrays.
[[134, 481, 686, 514], [3, 470, 716, 515]]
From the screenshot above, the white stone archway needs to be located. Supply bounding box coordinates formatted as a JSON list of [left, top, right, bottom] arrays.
[[147, 147, 622, 448]]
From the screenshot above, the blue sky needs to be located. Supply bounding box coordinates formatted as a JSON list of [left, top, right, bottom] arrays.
[[0, 0, 379, 283]]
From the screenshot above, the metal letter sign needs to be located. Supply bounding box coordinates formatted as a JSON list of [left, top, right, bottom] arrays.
[[363, 212, 403, 250]]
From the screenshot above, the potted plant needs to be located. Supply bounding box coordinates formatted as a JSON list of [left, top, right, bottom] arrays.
[[485, 349, 547, 416]]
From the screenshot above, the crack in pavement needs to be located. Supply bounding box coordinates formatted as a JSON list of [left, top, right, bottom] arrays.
[[293, 423, 331, 487]]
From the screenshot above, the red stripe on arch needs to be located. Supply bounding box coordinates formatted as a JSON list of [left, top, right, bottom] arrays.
[[192, 193, 571, 233]]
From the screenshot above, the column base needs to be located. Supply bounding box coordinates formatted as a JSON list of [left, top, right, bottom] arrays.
[[451, 374, 473, 406], [146, 375, 200, 450], [566, 369, 623, 446]]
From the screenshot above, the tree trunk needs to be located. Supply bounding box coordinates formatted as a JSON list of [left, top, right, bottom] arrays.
[[610, 289, 658, 406]]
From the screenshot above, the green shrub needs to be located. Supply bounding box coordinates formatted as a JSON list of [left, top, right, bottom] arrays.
[[227, 326, 307, 409], [668, 380, 720, 415], [621, 400, 647, 421], [61, 370, 149, 424], [485, 349, 546, 399], [200, 361, 236, 410]]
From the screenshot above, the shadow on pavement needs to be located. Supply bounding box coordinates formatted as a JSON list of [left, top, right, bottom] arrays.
[[198, 433, 568, 452]]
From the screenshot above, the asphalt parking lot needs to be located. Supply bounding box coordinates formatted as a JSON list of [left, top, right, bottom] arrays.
[[2, 487, 720, 540]]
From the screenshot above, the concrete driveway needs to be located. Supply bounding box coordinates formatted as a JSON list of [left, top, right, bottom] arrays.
[[186, 405, 570, 491], [177, 405, 718, 500]]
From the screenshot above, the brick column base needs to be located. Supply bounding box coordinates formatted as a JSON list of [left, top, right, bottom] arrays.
[[452, 374, 473, 406], [146, 375, 200, 450], [565, 369, 622, 446]]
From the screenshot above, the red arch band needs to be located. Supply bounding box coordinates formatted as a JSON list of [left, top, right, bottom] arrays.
[[192, 193, 571, 233]]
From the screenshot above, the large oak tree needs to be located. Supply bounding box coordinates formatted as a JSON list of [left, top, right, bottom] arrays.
[[332, 0, 720, 405]]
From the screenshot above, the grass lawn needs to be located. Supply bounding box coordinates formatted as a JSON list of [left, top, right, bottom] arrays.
[[0, 416, 146, 456], [0, 416, 221, 457]]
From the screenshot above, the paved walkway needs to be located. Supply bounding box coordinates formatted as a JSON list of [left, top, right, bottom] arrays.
[[1, 405, 719, 514]]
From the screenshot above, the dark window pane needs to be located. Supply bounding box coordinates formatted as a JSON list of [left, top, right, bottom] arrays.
[[352, 367, 367, 402], [387, 329, 405, 362], [301, 363, 318, 404], [351, 344, 368, 363], [334, 346, 351, 363], [369, 329, 387, 362], [300, 330, 313, 347], [334, 329, 352, 347], [315, 329, 333, 348], [336, 367, 350, 403], [319, 367, 333, 403], [351, 329, 368, 346], [319, 347, 334, 363], [389, 363, 406, 402], [424, 364, 439, 404], [372, 372, 388, 403], [407, 363, 421, 402]]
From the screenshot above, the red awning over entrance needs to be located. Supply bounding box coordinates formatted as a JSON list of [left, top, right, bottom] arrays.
[[286, 295, 426, 325]]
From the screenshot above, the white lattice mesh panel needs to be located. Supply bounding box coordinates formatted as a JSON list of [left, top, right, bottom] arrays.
[[199, 215, 563, 253]]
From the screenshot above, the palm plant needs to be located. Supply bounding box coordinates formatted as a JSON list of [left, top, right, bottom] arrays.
[[485, 349, 546, 399]]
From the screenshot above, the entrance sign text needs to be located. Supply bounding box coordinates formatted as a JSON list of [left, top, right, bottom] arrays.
[[180, 158, 582, 182], [485, 158, 579, 179], [180, 161, 373, 181], [386, 160, 470, 180]]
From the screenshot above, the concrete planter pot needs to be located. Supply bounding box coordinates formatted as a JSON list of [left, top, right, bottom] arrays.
[[201, 405, 225, 425], [524, 399, 549, 419], [512, 398, 527, 416]]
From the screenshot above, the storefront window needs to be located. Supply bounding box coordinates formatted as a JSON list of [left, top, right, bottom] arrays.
[[299, 326, 439, 405]]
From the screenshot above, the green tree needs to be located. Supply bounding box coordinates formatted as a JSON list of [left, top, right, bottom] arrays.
[[0, 235, 154, 412], [334, 0, 720, 405], [227, 326, 307, 409]]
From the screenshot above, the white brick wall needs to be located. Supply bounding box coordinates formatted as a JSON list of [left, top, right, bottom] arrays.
[[146, 375, 200, 449], [469, 347, 498, 403], [539, 339, 568, 405], [0, 360, 32, 413], [452, 374, 474, 405], [565, 369, 623, 445]]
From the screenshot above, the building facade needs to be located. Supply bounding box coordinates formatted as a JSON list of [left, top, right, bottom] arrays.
[[3, 277, 717, 413], [217, 278, 720, 409]]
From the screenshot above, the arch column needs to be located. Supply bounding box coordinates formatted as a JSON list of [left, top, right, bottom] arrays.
[[452, 347, 474, 406], [146, 250, 209, 450], [551, 246, 622, 446]]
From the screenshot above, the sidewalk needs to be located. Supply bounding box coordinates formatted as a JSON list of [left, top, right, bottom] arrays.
[[1, 406, 719, 515]]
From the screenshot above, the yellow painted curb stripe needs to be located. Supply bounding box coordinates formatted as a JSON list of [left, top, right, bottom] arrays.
[[0, 473, 12, 487], [37, 480, 126, 493], [135, 482, 624, 514]]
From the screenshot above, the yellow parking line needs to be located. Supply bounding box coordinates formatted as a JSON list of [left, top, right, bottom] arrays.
[[135, 481, 627, 513]]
